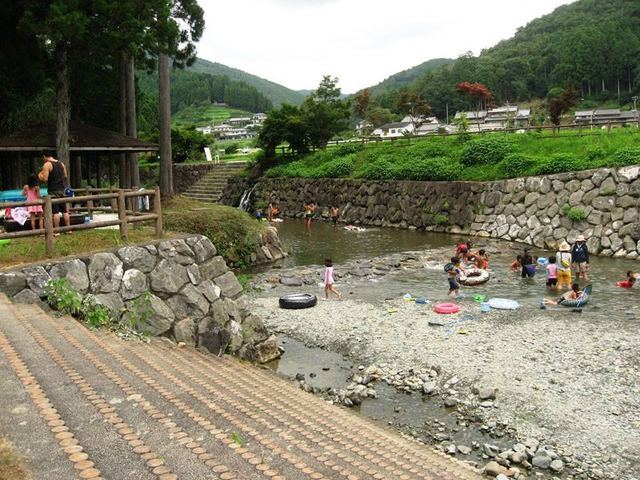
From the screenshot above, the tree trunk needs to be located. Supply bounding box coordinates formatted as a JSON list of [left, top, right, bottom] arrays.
[[126, 54, 140, 187], [159, 53, 173, 196], [118, 51, 130, 188], [601, 79, 605, 92], [629, 69, 632, 94], [55, 45, 70, 171], [617, 78, 621, 102], [71, 154, 82, 188], [588, 80, 591, 96]]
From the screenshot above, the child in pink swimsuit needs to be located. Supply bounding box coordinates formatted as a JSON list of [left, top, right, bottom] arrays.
[[22, 174, 43, 230], [324, 259, 341, 300]]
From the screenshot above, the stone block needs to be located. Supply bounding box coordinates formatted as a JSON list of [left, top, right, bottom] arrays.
[[86, 293, 125, 318], [124, 294, 174, 336], [199, 256, 228, 280], [23, 266, 51, 298], [88, 253, 123, 293], [149, 259, 189, 294], [120, 269, 148, 300], [187, 235, 217, 263], [49, 259, 89, 293], [214, 271, 243, 298], [238, 335, 281, 364], [13, 288, 41, 304], [0, 272, 27, 297], [174, 318, 197, 346], [166, 284, 210, 320], [158, 239, 195, 265], [118, 246, 156, 273]]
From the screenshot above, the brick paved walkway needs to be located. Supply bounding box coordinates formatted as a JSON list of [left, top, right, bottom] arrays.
[[0, 295, 482, 479]]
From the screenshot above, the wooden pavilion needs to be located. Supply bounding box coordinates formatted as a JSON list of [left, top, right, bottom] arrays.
[[0, 121, 158, 190]]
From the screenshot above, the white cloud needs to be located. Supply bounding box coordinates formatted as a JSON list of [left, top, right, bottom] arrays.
[[197, 0, 574, 93]]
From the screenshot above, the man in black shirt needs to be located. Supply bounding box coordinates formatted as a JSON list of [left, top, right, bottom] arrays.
[[38, 151, 71, 230]]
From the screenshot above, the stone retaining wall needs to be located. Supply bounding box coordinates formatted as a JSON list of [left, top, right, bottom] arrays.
[[0, 235, 279, 363], [139, 163, 215, 192], [221, 165, 640, 258]]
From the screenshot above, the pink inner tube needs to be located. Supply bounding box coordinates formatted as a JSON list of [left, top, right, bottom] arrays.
[[434, 303, 460, 314]]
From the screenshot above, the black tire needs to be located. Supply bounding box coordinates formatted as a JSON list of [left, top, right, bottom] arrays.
[[279, 293, 318, 310]]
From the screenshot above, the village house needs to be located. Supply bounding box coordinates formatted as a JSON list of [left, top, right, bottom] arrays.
[[228, 117, 252, 126], [252, 113, 267, 123], [573, 108, 639, 126]]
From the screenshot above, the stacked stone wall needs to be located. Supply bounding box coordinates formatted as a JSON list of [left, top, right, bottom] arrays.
[[222, 165, 640, 258], [0, 235, 279, 362]]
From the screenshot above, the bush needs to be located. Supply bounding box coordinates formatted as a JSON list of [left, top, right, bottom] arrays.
[[460, 136, 513, 166], [312, 155, 355, 178], [394, 157, 460, 181], [534, 153, 583, 175], [585, 146, 606, 162], [333, 143, 364, 156], [357, 159, 397, 180], [498, 153, 536, 177], [562, 205, 587, 222], [224, 143, 240, 155], [434, 213, 449, 225], [612, 147, 640, 166]]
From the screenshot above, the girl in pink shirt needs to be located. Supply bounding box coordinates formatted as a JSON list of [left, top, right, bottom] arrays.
[[324, 259, 341, 300], [546, 256, 558, 289]]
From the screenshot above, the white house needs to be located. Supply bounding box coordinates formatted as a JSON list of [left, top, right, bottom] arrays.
[[252, 113, 267, 123], [195, 126, 213, 135], [372, 121, 414, 138], [228, 117, 252, 125]]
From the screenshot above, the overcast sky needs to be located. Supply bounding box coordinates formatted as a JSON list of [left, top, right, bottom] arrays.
[[197, 0, 574, 94]]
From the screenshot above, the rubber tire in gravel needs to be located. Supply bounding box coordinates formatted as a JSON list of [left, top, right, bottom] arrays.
[[279, 293, 318, 309]]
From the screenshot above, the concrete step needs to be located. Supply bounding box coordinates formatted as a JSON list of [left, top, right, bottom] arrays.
[[0, 296, 482, 480]]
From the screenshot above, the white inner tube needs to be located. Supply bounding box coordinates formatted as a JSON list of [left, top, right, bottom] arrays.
[[459, 268, 490, 286]]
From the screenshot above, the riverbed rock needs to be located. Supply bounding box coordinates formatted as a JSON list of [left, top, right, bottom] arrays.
[[13, 288, 42, 304], [478, 387, 497, 400], [49, 259, 89, 293], [88, 253, 123, 293], [550, 459, 564, 472], [484, 461, 509, 477], [238, 335, 281, 363], [532, 454, 552, 469], [280, 276, 303, 287]]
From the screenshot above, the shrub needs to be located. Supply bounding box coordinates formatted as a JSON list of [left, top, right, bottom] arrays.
[[357, 159, 397, 180], [394, 157, 460, 181], [312, 155, 355, 178], [612, 147, 640, 167], [460, 136, 513, 166], [585, 146, 606, 162], [45, 279, 83, 316], [224, 143, 240, 154], [434, 214, 449, 225], [499, 153, 536, 178], [407, 142, 447, 160], [534, 153, 582, 175], [333, 143, 364, 156], [564, 206, 587, 222]]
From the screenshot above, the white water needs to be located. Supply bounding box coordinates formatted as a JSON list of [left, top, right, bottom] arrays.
[[238, 184, 256, 212]]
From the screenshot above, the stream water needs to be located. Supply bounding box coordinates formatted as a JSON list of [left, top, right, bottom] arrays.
[[259, 219, 639, 472]]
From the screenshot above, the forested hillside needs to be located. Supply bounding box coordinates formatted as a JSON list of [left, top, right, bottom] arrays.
[[366, 58, 453, 96], [189, 58, 305, 106], [373, 0, 640, 118]]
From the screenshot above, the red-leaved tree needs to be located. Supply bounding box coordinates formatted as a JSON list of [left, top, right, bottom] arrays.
[[456, 82, 494, 130]]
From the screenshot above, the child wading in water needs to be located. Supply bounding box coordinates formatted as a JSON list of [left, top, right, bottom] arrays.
[[546, 256, 558, 289], [445, 257, 465, 297], [23, 174, 43, 230], [323, 259, 341, 300]]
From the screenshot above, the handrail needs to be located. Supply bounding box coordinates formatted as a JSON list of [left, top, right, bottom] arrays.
[[0, 187, 162, 257]]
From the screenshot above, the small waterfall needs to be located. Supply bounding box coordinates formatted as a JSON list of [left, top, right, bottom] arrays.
[[238, 184, 257, 211]]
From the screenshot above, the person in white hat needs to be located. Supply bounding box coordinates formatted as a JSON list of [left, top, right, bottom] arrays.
[[556, 241, 573, 289], [571, 235, 590, 281]]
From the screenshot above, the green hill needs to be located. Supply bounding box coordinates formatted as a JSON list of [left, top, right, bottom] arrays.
[[373, 0, 640, 118], [189, 58, 306, 106], [366, 58, 453, 95]]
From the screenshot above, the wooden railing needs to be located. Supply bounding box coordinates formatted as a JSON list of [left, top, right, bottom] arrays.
[[0, 188, 162, 257]]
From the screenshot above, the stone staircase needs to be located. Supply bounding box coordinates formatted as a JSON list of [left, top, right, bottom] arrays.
[[182, 161, 247, 203]]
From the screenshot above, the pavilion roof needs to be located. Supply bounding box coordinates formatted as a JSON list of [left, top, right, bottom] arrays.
[[0, 121, 158, 152]]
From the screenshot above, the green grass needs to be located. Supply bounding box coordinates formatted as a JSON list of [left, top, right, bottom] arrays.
[[163, 196, 268, 268], [264, 127, 640, 182], [172, 104, 253, 127], [0, 228, 163, 269]]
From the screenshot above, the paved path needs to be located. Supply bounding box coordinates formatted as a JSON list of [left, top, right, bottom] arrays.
[[0, 295, 482, 480]]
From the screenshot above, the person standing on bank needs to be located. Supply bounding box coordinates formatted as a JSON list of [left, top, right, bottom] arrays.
[[38, 151, 71, 232], [571, 235, 590, 281]]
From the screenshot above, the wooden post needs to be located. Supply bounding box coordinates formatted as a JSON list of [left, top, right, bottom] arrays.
[[117, 189, 128, 241], [87, 198, 94, 220], [95, 156, 102, 188], [44, 196, 54, 257], [108, 154, 115, 186], [154, 187, 163, 238]]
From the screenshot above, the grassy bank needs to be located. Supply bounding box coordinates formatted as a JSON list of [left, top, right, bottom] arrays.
[[0, 228, 162, 269], [265, 128, 640, 182], [163, 196, 266, 268]]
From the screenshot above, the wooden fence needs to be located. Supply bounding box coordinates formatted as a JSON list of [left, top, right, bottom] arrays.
[[0, 188, 162, 257]]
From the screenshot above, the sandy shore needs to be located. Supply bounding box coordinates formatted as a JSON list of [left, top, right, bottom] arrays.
[[252, 288, 640, 479]]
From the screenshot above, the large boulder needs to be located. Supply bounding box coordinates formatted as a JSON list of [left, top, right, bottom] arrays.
[[117, 245, 157, 273], [198, 325, 231, 356], [149, 259, 189, 294], [49, 259, 90, 293], [85, 293, 125, 318], [23, 266, 51, 298], [197, 280, 221, 303], [0, 272, 27, 297], [238, 335, 281, 364], [120, 269, 148, 300], [13, 288, 41, 304], [214, 271, 243, 298], [88, 253, 123, 293], [241, 314, 269, 345], [166, 284, 210, 320], [124, 294, 174, 336]]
